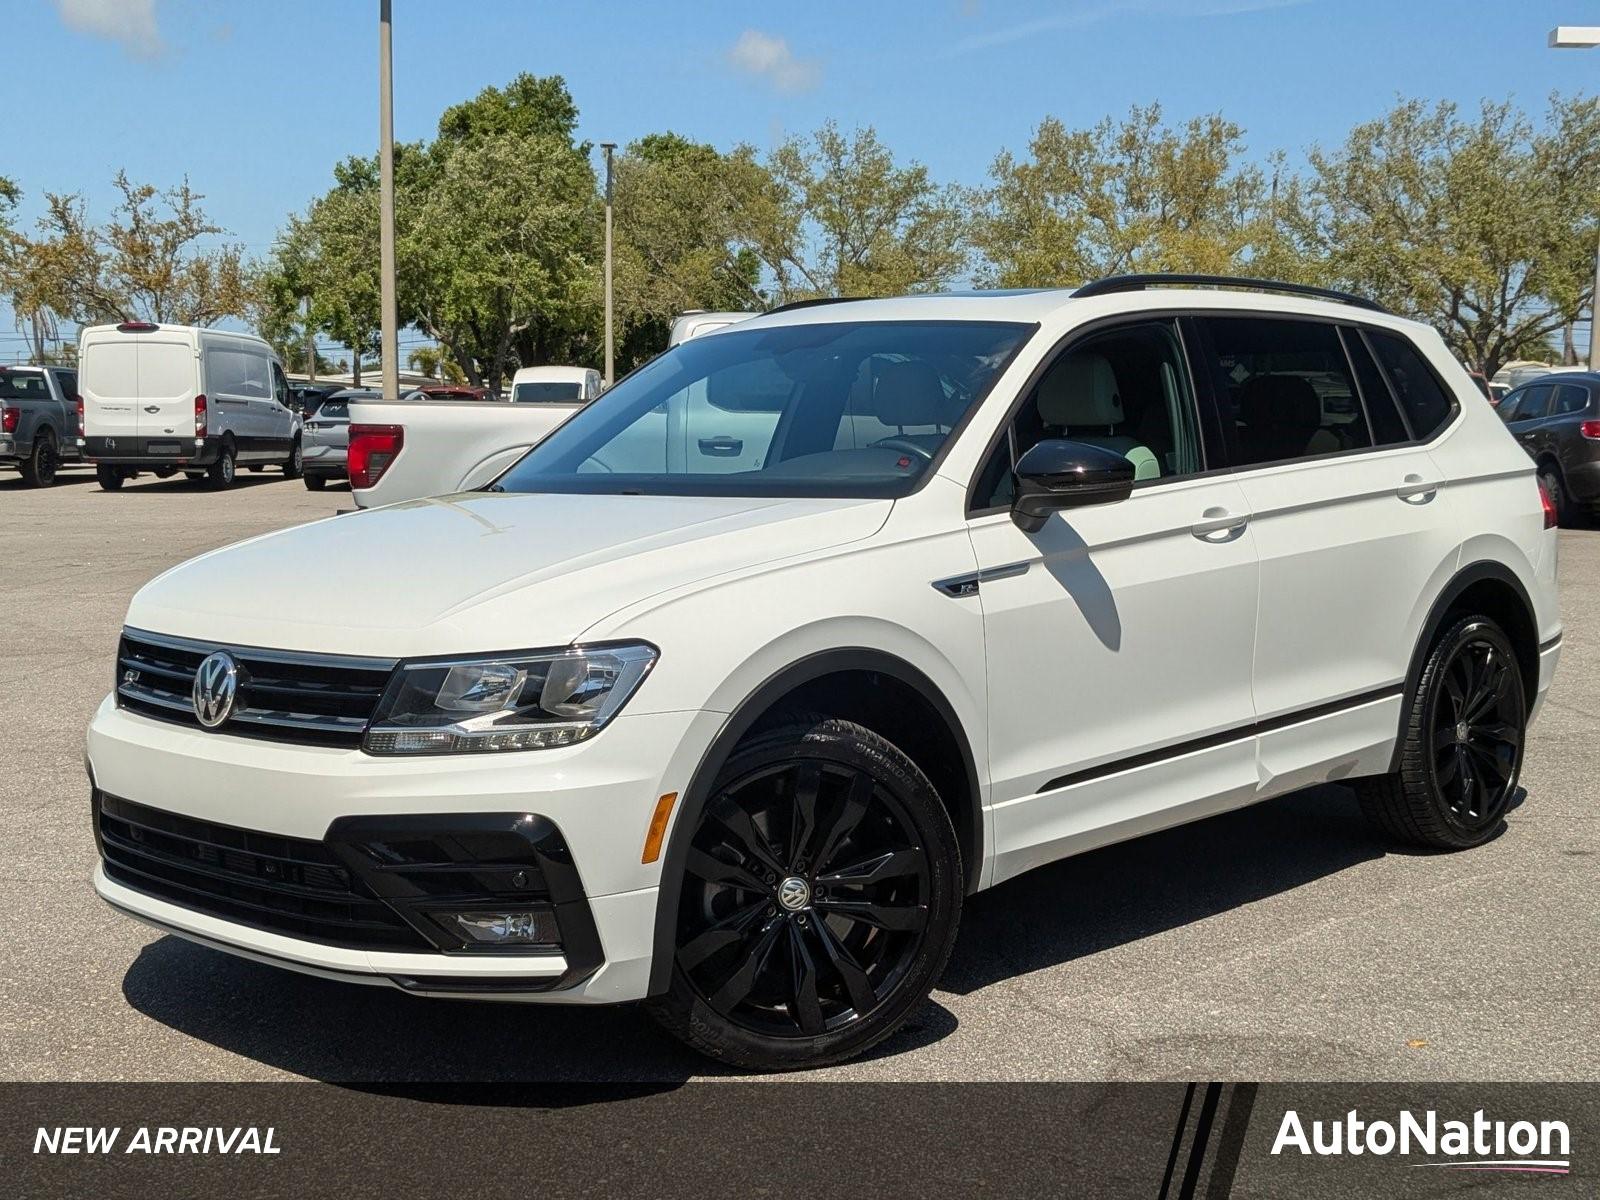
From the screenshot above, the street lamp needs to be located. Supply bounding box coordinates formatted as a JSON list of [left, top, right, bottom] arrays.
[[1549, 24, 1600, 370], [601, 142, 617, 388]]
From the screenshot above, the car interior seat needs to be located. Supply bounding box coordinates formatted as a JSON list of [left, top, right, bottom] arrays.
[[1035, 353, 1161, 480]]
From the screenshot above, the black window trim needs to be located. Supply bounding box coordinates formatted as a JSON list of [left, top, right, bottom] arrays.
[[964, 312, 1216, 517], [1359, 323, 1462, 444], [1340, 325, 1413, 442]]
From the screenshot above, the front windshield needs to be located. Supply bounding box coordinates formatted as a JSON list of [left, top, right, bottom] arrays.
[[513, 381, 583, 403], [494, 320, 1032, 498]]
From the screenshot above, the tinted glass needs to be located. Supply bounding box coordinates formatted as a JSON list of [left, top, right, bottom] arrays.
[[1199, 317, 1371, 467], [496, 321, 1032, 498], [57, 370, 78, 397], [1342, 328, 1410, 444], [316, 399, 349, 420], [512, 381, 583, 403], [1553, 383, 1591, 416], [0, 372, 50, 400], [1496, 389, 1525, 422], [974, 320, 1202, 509], [1367, 330, 1454, 437], [1512, 384, 1554, 422]]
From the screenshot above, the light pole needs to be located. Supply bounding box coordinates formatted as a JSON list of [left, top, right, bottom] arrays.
[[1549, 25, 1600, 371], [602, 142, 616, 388], [378, 0, 399, 399]]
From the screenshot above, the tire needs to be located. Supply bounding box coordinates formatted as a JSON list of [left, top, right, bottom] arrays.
[[1356, 615, 1527, 850], [303, 472, 327, 491], [184, 471, 205, 480], [283, 438, 303, 479], [1537, 463, 1568, 528], [20, 432, 58, 487], [648, 715, 962, 1071], [95, 463, 124, 491], [206, 442, 236, 489], [152, 467, 177, 479]]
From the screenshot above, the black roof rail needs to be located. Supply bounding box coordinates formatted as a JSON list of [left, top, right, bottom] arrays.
[[1073, 273, 1389, 314], [764, 296, 872, 316]]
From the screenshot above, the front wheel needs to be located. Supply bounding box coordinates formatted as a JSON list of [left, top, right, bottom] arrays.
[[649, 716, 962, 1071], [1356, 615, 1527, 850]]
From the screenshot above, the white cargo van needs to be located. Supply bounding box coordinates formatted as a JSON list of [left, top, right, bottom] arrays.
[[80, 322, 301, 490], [508, 365, 603, 403]]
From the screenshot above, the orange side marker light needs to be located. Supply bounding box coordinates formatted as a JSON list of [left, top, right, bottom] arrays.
[[642, 792, 679, 864]]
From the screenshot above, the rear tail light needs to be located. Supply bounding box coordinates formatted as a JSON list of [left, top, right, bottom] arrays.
[[1580, 419, 1600, 441], [194, 393, 207, 436], [348, 424, 404, 490], [1538, 478, 1558, 529], [1, 406, 17, 434], [75, 395, 85, 437]]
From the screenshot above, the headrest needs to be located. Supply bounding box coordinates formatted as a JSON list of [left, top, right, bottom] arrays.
[[1240, 374, 1321, 431], [1038, 353, 1122, 428], [871, 359, 948, 428]]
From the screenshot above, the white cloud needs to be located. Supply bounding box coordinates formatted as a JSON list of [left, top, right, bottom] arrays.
[[727, 30, 821, 94], [54, 0, 163, 59], [950, 0, 1311, 55]]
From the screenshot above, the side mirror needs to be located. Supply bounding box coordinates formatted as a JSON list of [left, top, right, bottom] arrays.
[[1010, 439, 1136, 532]]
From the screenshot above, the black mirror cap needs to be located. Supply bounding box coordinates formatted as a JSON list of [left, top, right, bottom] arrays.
[[1010, 439, 1136, 532]]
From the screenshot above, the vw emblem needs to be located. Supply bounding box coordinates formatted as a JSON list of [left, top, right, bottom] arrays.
[[777, 876, 812, 912], [192, 651, 240, 728]]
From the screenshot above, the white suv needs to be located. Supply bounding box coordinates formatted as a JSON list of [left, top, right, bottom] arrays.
[[88, 276, 1562, 1070]]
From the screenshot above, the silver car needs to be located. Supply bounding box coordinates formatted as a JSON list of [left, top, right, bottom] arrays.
[[301, 388, 375, 490]]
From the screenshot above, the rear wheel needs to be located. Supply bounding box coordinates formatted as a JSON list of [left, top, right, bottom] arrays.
[[20, 432, 58, 487], [95, 463, 125, 491], [152, 466, 177, 479], [303, 472, 327, 491], [649, 715, 962, 1071], [1357, 615, 1526, 850], [206, 442, 236, 489], [283, 438, 303, 478]]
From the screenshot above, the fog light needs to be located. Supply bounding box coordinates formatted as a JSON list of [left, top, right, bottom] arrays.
[[437, 909, 560, 946]]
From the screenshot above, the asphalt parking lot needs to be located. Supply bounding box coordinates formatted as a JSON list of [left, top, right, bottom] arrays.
[[2, 465, 1596, 1082]]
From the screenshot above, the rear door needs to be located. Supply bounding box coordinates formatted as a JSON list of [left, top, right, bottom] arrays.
[[136, 333, 200, 460], [1502, 383, 1554, 459], [80, 335, 141, 444]]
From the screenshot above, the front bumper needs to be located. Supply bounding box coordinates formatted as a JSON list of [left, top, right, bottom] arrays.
[[87, 695, 721, 1002]]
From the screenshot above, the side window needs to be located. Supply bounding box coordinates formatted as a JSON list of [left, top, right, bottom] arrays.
[[1553, 383, 1590, 416], [1513, 384, 1554, 422], [1367, 330, 1455, 438], [271, 362, 290, 406], [972, 320, 1202, 510], [1497, 389, 1525, 422], [206, 348, 247, 397], [1341, 328, 1410, 444], [1198, 317, 1371, 467], [56, 370, 79, 399]]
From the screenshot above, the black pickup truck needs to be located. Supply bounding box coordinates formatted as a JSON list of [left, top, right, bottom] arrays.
[[1, 364, 84, 487]]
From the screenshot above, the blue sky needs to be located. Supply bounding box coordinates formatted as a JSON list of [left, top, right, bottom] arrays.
[[7, 0, 1600, 357]]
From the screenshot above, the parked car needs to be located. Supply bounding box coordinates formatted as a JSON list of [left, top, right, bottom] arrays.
[[1488, 381, 1510, 407], [301, 388, 377, 491], [290, 381, 346, 416], [403, 384, 495, 402], [668, 310, 757, 345], [80, 322, 301, 490], [87, 275, 1560, 1071], [345, 391, 584, 507], [509, 365, 602, 404], [0, 364, 85, 486], [1496, 373, 1600, 524]]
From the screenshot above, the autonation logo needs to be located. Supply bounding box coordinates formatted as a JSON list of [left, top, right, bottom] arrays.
[[1272, 1108, 1571, 1175]]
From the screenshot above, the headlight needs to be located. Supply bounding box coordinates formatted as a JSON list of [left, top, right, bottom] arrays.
[[364, 643, 657, 755]]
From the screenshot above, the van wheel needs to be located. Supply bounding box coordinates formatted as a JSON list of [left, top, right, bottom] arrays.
[[152, 467, 177, 479], [95, 464, 125, 491], [20, 433, 58, 487], [1356, 615, 1526, 850], [206, 443, 236, 489], [648, 715, 961, 1071], [1537, 464, 1568, 528], [303, 473, 327, 491], [283, 438, 303, 479]]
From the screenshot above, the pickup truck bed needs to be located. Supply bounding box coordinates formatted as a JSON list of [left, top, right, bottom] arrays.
[[346, 398, 583, 507]]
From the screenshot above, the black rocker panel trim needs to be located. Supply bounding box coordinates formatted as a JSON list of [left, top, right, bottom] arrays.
[[646, 647, 983, 997]]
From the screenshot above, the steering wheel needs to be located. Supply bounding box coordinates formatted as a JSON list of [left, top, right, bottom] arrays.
[[870, 436, 935, 461]]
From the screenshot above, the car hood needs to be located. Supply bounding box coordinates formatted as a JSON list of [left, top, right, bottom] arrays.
[[126, 491, 892, 657]]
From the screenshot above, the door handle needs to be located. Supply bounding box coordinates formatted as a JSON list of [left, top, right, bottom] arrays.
[[698, 436, 743, 456], [1191, 507, 1248, 541], [143, 405, 160, 414], [1397, 473, 1438, 503]]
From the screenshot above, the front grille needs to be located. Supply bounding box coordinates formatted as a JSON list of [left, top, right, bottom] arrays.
[[117, 628, 395, 747], [96, 793, 430, 951]]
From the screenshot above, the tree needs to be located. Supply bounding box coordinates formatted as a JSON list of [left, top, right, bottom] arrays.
[[973, 105, 1292, 288], [407, 346, 463, 383], [1304, 96, 1600, 377], [744, 123, 969, 302]]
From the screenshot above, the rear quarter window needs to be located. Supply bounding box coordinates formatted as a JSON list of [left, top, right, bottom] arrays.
[[1367, 330, 1455, 438]]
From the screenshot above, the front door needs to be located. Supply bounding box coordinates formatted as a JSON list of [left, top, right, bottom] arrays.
[[968, 318, 1261, 883]]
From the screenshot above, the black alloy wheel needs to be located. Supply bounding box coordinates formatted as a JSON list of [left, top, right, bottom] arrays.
[[651, 716, 961, 1070], [1429, 629, 1523, 831], [21, 434, 58, 486], [1357, 615, 1527, 850]]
